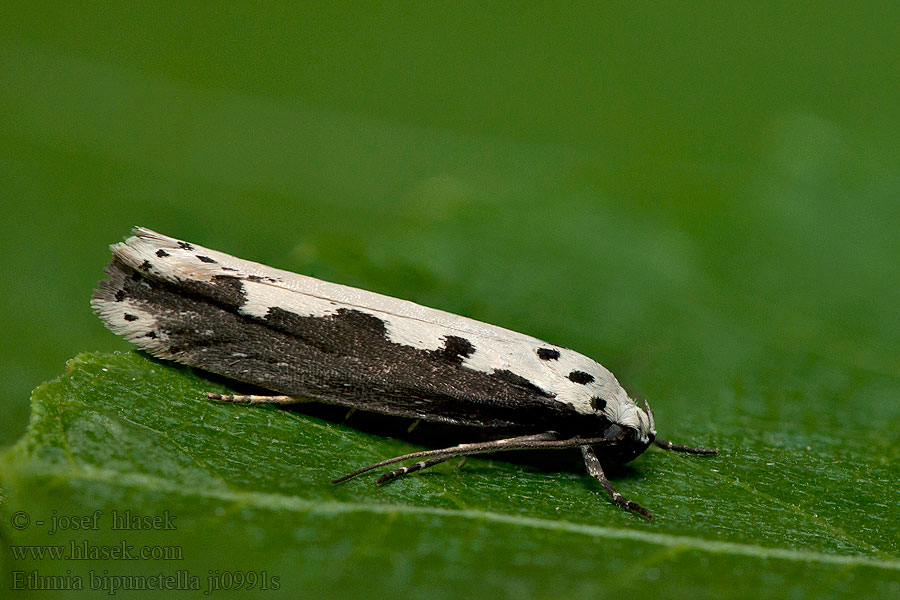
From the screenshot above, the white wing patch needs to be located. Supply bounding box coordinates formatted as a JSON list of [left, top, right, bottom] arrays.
[[106, 227, 650, 435], [90, 295, 173, 356], [238, 280, 338, 320]]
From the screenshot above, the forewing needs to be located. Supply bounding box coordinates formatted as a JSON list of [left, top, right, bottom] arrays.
[[92, 228, 597, 430]]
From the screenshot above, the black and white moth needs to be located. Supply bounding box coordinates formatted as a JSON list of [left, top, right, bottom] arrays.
[[92, 227, 717, 519]]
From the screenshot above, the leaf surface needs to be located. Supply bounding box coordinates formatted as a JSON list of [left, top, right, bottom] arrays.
[[2, 351, 898, 599]]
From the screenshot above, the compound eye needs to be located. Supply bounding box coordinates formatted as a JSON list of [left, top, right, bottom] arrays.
[[603, 423, 623, 439]]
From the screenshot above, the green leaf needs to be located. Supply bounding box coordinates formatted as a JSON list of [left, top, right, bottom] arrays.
[[2, 351, 898, 598]]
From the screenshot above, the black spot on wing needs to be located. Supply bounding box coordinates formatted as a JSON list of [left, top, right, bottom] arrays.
[[177, 241, 194, 251], [537, 347, 560, 360], [114, 289, 126, 301], [140, 260, 152, 271], [590, 396, 606, 411], [156, 249, 170, 258], [196, 255, 216, 264], [123, 313, 138, 322], [431, 335, 475, 365], [568, 370, 595, 384]]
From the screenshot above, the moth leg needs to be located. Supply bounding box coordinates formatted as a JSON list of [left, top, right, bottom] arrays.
[[376, 455, 453, 485], [375, 433, 551, 485], [332, 431, 564, 484], [654, 439, 718, 455], [581, 445, 652, 520], [332, 429, 629, 485], [207, 393, 312, 405]]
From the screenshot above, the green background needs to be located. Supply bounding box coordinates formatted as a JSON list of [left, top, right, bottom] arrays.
[[1, 3, 899, 598]]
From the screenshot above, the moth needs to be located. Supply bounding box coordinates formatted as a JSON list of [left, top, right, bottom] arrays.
[[92, 227, 716, 519]]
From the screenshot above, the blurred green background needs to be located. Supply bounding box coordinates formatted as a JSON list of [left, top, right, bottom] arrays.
[[2, 2, 899, 598]]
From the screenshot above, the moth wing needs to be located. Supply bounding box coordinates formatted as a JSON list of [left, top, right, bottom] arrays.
[[92, 228, 593, 430]]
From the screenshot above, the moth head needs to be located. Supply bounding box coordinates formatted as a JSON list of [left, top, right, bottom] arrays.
[[598, 397, 657, 464]]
